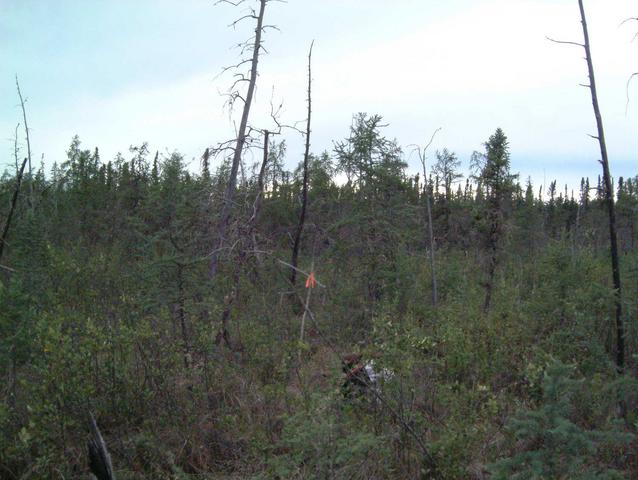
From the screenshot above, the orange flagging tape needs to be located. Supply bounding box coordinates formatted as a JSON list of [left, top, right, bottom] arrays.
[[305, 271, 316, 288]]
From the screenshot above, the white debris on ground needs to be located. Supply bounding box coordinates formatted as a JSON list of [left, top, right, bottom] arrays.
[[363, 360, 395, 400]]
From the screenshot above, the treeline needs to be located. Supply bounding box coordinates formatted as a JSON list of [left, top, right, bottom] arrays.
[[1, 116, 638, 478]]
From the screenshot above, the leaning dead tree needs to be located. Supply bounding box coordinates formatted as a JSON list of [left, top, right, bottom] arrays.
[[88, 413, 116, 480], [209, 0, 268, 279], [290, 40, 314, 285], [549, 0, 624, 373]]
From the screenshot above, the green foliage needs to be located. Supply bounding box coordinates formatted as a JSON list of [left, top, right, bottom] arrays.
[[263, 393, 391, 479], [1, 126, 637, 478], [490, 361, 633, 480]]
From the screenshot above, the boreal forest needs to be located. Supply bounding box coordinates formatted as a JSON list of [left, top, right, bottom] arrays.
[[2, 0, 638, 479]]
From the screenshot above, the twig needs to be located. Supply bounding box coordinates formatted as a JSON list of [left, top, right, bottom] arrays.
[[546, 36, 585, 48]]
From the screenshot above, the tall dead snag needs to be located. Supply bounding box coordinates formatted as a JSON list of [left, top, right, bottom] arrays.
[[0, 157, 28, 266], [579, 0, 624, 372], [415, 128, 440, 307], [15, 76, 33, 208], [549, 0, 624, 372], [290, 41, 314, 285], [209, 0, 268, 278]]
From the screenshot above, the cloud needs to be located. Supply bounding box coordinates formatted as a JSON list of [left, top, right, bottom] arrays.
[[2, 0, 636, 192]]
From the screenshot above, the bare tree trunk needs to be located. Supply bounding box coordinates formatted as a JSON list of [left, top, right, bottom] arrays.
[[249, 129, 270, 257], [418, 129, 440, 307], [14, 123, 20, 173], [290, 41, 314, 285], [424, 178, 438, 307], [176, 263, 191, 369], [578, 0, 624, 373], [252, 130, 270, 224], [0, 157, 28, 265], [215, 264, 243, 351], [571, 198, 582, 264], [483, 209, 499, 313], [15, 77, 33, 209], [209, 0, 267, 278]]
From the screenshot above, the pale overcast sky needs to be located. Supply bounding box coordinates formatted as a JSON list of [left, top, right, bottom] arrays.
[[1, 0, 637, 191]]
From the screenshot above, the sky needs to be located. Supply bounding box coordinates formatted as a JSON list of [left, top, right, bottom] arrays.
[[1, 0, 637, 192]]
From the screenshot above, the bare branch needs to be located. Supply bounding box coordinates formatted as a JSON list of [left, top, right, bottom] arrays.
[[620, 17, 638, 27], [422, 127, 442, 155], [625, 72, 638, 114], [229, 76, 251, 93], [229, 13, 258, 29], [277, 258, 325, 288], [216, 0, 249, 6], [210, 0, 269, 277], [546, 36, 585, 48], [217, 58, 253, 79], [262, 86, 304, 136]]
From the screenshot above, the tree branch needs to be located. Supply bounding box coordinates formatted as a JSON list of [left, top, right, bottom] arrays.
[[546, 36, 585, 48]]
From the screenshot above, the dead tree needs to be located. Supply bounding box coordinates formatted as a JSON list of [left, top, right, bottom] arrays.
[[580, 0, 625, 373], [248, 129, 270, 261], [15, 76, 33, 208], [549, 0, 625, 373], [214, 128, 274, 351], [415, 128, 441, 307], [290, 41, 314, 285], [209, 0, 268, 278]]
